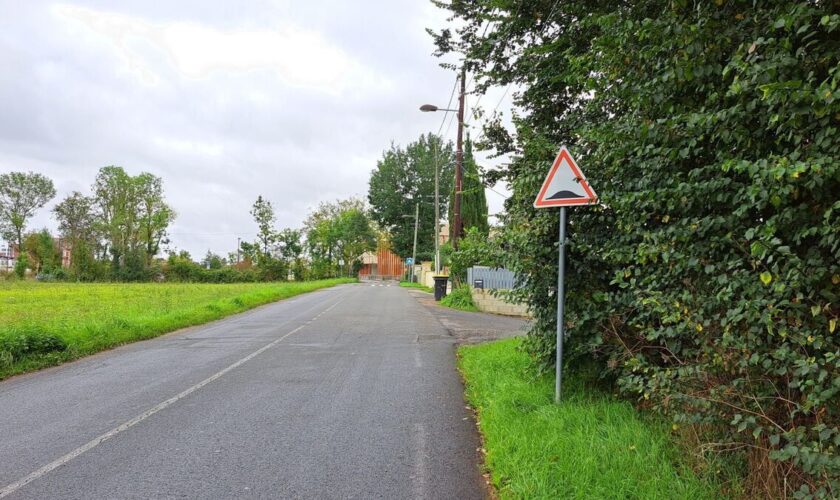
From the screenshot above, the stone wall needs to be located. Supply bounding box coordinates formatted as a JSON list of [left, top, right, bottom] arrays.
[[470, 289, 530, 318]]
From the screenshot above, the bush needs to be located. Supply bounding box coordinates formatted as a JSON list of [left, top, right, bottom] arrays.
[[13, 254, 28, 279], [448, 227, 502, 285], [0, 327, 68, 362], [441, 285, 479, 312]]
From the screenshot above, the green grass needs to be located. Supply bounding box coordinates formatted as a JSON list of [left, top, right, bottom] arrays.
[[459, 338, 720, 499], [441, 284, 479, 312], [0, 279, 355, 380], [399, 281, 433, 293]]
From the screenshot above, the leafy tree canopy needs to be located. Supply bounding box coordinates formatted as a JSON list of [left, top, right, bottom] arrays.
[[0, 171, 56, 249], [368, 133, 454, 260]]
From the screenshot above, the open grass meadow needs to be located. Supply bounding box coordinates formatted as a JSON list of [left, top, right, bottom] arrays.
[[459, 338, 726, 499], [0, 279, 355, 379]]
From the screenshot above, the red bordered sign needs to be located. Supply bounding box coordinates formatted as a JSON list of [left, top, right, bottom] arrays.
[[533, 146, 597, 208]]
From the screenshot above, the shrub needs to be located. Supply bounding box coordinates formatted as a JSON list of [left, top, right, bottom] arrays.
[[13, 254, 28, 279], [0, 326, 68, 362], [441, 285, 479, 312]]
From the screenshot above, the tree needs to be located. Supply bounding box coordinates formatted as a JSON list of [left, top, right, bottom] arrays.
[[0, 171, 56, 251], [201, 250, 225, 270], [304, 198, 376, 277], [250, 196, 276, 259], [92, 166, 175, 279], [433, 1, 840, 495], [23, 229, 59, 274], [276, 228, 303, 277], [135, 173, 175, 264], [368, 134, 454, 260], [93, 166, 134, 270], [448, 136, 489, 241], [53, 191, 100, 278]]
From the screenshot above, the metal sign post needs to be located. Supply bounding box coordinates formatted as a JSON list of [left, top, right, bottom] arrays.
[[556, 207, 566, 402], [533, 146, 597, 403]]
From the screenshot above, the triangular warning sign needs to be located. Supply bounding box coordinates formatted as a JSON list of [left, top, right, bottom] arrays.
[[534, 146, 597, 208]]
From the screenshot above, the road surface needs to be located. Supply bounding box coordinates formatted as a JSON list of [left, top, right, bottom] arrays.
[[0, 283, 525, 499]]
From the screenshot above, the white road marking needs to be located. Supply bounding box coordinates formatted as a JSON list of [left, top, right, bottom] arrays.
[[413, 423, 428, 500], [0, 296, 346, 499], [414, 349, 422, 368]]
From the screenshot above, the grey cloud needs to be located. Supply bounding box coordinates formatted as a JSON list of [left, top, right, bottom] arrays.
[[0, 0, 511, 258]]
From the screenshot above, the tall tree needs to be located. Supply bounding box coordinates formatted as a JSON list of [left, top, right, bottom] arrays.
[[276, 228, 302, 266], [449, 136, 489, 240], [92, 166, 174, 276], [304, 198, 376, 277], [0, 171, 56, 251], [93, 166, 137, 270], [53, 191, 100, 277], [135, 173, 175, 263], [23, 229, 59, 274], [250, 196, 276, 259], [368, 134, 454, 259]]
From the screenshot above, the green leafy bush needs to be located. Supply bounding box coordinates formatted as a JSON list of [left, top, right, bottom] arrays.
[[448, 227, 503, 285], [441, 285, 479, 312], [435, 1, 840, 495], [0, 326, 68, 362]]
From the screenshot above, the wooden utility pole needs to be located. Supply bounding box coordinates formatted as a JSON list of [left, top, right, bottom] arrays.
[[453, 66, 466, 250]]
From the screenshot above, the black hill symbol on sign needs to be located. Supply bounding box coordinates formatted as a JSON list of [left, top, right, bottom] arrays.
[[547, 189, 585, 200], [544, 163, 587, 199]]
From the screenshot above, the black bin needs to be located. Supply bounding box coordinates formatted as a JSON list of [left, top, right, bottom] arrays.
[[433, 275, 449, 301]]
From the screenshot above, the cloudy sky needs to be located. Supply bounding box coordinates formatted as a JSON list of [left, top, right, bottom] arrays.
[[0, 0, 512, 258]]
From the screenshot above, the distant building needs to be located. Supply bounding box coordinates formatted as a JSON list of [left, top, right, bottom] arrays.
[[0, 238, 72, 273], [358, 243, 405, 280], [58, 239, 72, 269], [0, 241, 18, 272], [439, 223, 450, 245]]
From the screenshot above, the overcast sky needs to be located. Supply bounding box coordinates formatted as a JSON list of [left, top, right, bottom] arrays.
[[0, 0, 512, 258]]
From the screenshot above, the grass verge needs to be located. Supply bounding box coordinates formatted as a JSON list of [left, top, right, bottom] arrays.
[[399, 281, 433, 293], [441, 285, 479, 312], [0, 278, 355, 380], [459, 338, 721, 499]]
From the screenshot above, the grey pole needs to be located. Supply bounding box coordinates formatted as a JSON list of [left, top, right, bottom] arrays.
[[556, 207, 567, 403], [433, 139, 441, 274], [411, 202, 419, 282]]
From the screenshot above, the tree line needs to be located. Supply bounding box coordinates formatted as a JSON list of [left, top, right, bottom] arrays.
[[1, 168, 174, 281], [0, 169, 381, 283]]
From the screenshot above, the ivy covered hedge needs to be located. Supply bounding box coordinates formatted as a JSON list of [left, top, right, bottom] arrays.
[[433, 1, 839, 496]]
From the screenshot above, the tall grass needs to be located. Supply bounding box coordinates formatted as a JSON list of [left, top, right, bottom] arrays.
[[459, 338, 721, 499], [0, 279, 354, 379]]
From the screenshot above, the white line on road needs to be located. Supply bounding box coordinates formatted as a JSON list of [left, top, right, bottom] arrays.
[[0, 296, 347, 499], [413, 423, 428, 500]]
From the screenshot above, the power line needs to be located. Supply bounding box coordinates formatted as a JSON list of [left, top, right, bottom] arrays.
[[436, 73, 459, 138]]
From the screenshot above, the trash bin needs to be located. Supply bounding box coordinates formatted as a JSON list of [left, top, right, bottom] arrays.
[[433, 275, 449, 301]]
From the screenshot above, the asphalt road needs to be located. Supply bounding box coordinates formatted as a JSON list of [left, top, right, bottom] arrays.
[[0, 283, 525, 499]]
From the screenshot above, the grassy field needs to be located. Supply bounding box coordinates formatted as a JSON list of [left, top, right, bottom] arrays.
[[0, 279, 354, 380], [459, 338, 720, 499], [399, 281, 433, 293]]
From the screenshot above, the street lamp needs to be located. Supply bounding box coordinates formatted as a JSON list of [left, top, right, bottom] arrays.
[[419, 104, 458, 113]]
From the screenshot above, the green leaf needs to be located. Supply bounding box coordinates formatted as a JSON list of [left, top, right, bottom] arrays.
[[760, 272, 772, 286]]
